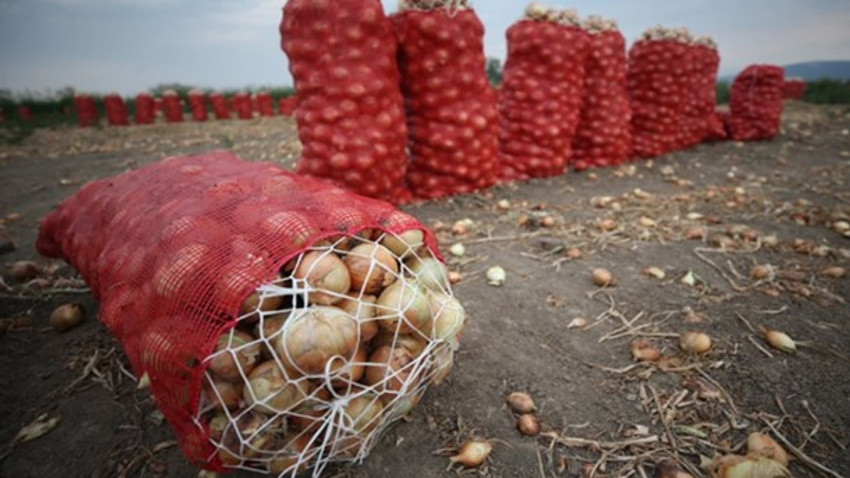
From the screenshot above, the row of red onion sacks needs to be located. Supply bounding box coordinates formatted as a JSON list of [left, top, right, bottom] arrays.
[[36, 151, 466, 476]]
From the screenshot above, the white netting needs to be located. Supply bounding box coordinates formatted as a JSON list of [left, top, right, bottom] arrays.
[[192, 229, 464, 477]]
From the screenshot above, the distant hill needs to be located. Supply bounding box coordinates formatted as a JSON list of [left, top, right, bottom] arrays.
[[783, 61, 850, 81]]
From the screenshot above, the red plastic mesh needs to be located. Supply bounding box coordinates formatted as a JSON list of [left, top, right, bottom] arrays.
[[572, 29, 631, 171], [783, 79, 805, 100], [728, 65, 785, 141], [210, 94, 231, 120], [163, 93, 184, 123], [134, 94, 156, 125], [35, 151, 436, 469], [497, 20, 589, 180], [280, 0, 409, 203], [627, 39, 690, 158], [256, 92, 275, 117], [103, 94, 130, 127], [233, 93, 253, 120], [278, 96, 298, 117], [392, 7, 500, 199], [189, 92, 209, 122], [74, 94, 99, 128]]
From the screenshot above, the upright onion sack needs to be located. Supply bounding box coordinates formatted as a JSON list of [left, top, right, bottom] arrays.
[[188, 90, 209, 122], [104, 93, 130, 126], [36, 152, 464, 476], [163, 90, 184, 123], [627, 26, 692, 158], [498, 5, 589, 181], [393, 0, 500, 199], [679, 36, 723, 147], [74, 93, 99, 128], [572, 15, 631, 171], [280, 0, 408, 202], [135, 93, 156, 125], [210, 93, 231, 120], [783, 78, 805, 100], [727, 64, 785, 141]]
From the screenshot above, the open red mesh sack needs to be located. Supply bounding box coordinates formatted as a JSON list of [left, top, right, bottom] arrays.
[[728, 64, 785, 141], [36, 151, 464, 475], [627, 27, 692, 158], [392, 0, 500, 199], [163, 91, 184, 123], [189, 91, 209, 122], [210, 93, 231, 120], [572, 16, 631, 171], [74, 94, 99, 128], [280, 0, 408, 203], [783, 78, 805, 100], [134, 93, 156, 125], [278, 96, 298, 117], [104, 93, 130, 127], [256, 92, 275, 117], [497, 7, 589, 181]]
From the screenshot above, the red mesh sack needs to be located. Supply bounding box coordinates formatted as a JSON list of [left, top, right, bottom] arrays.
[[728, 64, 784, 141], [36, 151, 464, 476], [163, 91, 184, 123], [135, 93, 156, 125], [189, 91, 209, 122], [497, 7, 589, 181], [209, 93, 230, 120], [74, 94, 99, 128], [17, 106, 32, 122], [627, 27, 692, 158], [256, 92, 275, 117], [232, 93, 253, 120], [278, 96, 298, 117], [783, 78, 805, 100], [392, 0, 499, 199], [104, 93, 130, 127], [572, 16, 631, 171], [280, 0, 408, 203], [678, 37, 721, 147]]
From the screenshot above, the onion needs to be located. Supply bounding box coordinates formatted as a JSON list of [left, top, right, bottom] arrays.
[[371, 331, 428, 357], [239, 288, 285, 317], [203, 376, 243, 410], [289, 387, 331, 433], [343, 243, 399, 294], [449, 440, 491, 467], [821, 266, 845, 279], [749, 265, 773, 281], [330, 346, 368, 388], [717, 455, 791, 478], [294, 251, 350, 305], [363, 345, 416, 398], [566, 248, 582, 259], [337, 294, 379, 342], [759, 325, 796, 353], [428, 292, 466, 343], [381, 229, 425, 258], [592, 268, 614, 287], [343, 393, 384, 434], [243, 361, 313, 414], [217, 412, 284, 465], [643, 267, 666, 280], [278, 306, 358, 374], [376, 280, 431, 334], [631, 338, 661, 362], [49, 303, 85, 332], [747, 432, 788, 466], [268, 435, 316, 474], [256, 315, 285, 340], [207, 413, 229, 441], [506, 392, 535, 414], [208, 330, 261, 381], [430, 343, 453, 385], [486, 266, 506, 286], [516, 414, 540, 436], [448, 243, 466, 257], [655, 460, 694, 478], [406, 256, 449, 292], [680, 331, 712, 354], [9, 261, 40, 282]]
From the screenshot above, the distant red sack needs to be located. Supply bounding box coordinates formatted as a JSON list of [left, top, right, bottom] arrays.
[[680, 38, 722, 147], [162, 92, 184, 123], [232, 93, 252, 120], [278, 96, 297, 116], [135, 93, 156, 125], [35, 151, 433, 470], [281, 0, 408, 202], [393, 3, 499, 199], [256, 92, 274, 117], [188, 91, 208, 122], [498, 13, 589, 180], [728, 64, 784, 141], [572, 18, 631, 171], [209, 93, 230, 120], [783, 78, 805, 100], [74, 94, 99, 128]]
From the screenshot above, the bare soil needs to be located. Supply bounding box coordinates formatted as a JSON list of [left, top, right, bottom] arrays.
[[1, 102, 849, 478]]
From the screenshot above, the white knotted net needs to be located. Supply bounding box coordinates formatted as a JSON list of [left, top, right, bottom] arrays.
[[192, 229, 464, 477]]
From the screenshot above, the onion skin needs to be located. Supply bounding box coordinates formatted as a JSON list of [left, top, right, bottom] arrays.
[[337, 294, 379, 342], [376, 280, 432, 334], [330, 346, 368, 388], [428, 292, 466, 343], [203, 377, 243, 410], [294, 251, 351, 305], [381, 229, 425, 258], [655, 460, 694, 478], [49, 303, 86, 332], [631, 338, 661, 362], [208, 330, 261, 381], [278, 306, 359, 374], [679, 331, 712, 354], [747, 432, 788, 466], [363, 345, 416, 398], [243, 361, 313, 415], [406, 256, 449, 292], [371, 332, 428, 357], [506, 392, 535, 414], [516, 414, 540, 436], [449, 440, 491, 467], [344, 243, 399, 294], [592, 268, 614, 287]]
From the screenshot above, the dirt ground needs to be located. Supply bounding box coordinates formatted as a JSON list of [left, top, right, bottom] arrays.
[[1, 102, 849, 478]]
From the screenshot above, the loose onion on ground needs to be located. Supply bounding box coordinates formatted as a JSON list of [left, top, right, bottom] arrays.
[[49, 303, 85, 332]]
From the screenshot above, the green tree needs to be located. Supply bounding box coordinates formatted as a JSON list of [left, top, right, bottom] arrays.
[[485, 57, 503, 86]]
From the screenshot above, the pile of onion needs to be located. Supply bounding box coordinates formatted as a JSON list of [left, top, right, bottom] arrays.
[[196, 229, 465, 475]]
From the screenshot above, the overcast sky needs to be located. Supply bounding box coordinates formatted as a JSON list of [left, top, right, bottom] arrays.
[[1, 0, 849, 96]]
